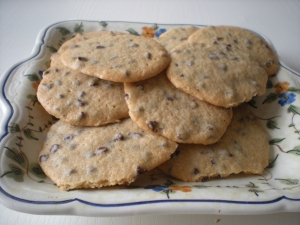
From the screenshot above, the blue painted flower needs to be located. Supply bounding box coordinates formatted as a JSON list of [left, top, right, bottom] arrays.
[[144, 184, 169, 192], [278, 92, 296, 106], [155, 28, 167, 38]]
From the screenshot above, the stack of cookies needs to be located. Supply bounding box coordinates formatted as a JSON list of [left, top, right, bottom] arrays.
[[37, 26, 279, 190]]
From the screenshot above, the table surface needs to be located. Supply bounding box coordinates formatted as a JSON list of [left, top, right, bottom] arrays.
[[0, 0, 300, 224]]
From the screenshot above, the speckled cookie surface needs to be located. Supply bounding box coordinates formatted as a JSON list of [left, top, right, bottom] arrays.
[[38, 119, 178, 190], [188, 26, 279, 75], [124, 72, 233, 144], [37, 52, 129, 126], [166, 42, 268, 108], [159, 105, 269, 182], [158, 26, 199, 52], [59, 32, 170, 82]]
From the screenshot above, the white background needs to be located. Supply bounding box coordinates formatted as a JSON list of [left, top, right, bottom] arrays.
[[1, 0, 300, 224]]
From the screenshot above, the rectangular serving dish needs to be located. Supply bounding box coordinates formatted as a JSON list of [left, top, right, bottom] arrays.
[[0, 20, 300, 216]]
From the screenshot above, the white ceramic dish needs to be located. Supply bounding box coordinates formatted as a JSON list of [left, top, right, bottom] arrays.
[[0, 20, 300, 216]]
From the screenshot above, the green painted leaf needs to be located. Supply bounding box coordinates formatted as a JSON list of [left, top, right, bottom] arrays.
[[269, 138, 285, 145], [152, 23, 159, 30], [288, 87, 300, 93], [45, 60, 51, 68], [193, 185, 208, 189], [4, 147, 26, 168], [126, 28, 140, 36], [289, 123, 295, 127], [266, 119, 280, 130], [262, 93, 278, 104], [267, 154, 279, 169], [247, 99, 257, 108], [0, 164, 24, 182], [287, 105, 300, 115], [24, 73, 39, 82], [29, 163, 47, 179], [73, 22, 84, 34], [266, 80, 273, 88], [8, 123, 20, 133], [46, 45, 57, 53], [99, 21, 108, 27], [245, 182, 258, 188], [23, 128, 38, 140], [27, 94, 38, 102], [286, 145, 300, 156], [275, 178, 299, 185], [56, 27, 71, 36]]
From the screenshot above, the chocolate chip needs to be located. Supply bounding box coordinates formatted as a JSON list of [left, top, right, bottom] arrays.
[[137, 167, 147, 175], [180, 37, 188, 41], [233, 39, 238, 44], [64, 134, 73, 142], [54, 80, 62, 86], [112, 133, 124, 142], [50, 144, 59, 153], [39, 154, 48, 162], [57, 94, 64, 99], [86, 166, 97, 173], [85, 151, 95, 158], [129, 133, 143, 139], [144, 52, 152, 59], [225, 44, 232, 51], [147, 121, 157, 132], [78, 112, 84, 119], [71, 44, 79, 49], [77, 57, 88, 61], [128, 43, 139, 48], [78, 91, 86, 98], [216, 37, 224, 41], [53, 68, 59, 73], [95, 146, 108, 154], [209, 54, 219, 60], [62, 71, 69, 77], [165, 95, 174, 101], [177, 132, 189, 140], [180, 74, 185, 77], [170, 150, 180, 158], [95, 45, 105, 49], [42, 83, 53, 90], [43, 70, 50, 75], [64, 169, 76, 176], [193, 168, 200, 175], [230, 56, 238, 60], [76, 99, 85, 107], [175, 63, 178, 66], [265, 59, 274, 68], [244, 38, 252, 45], [210, 157, 216, 164], [218, 64, 227, 71], [200, 177, 208, 182], [73, 80, 81, 86], [207, 125, 214, 130]]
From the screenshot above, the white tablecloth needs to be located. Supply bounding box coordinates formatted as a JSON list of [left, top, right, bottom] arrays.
[[1, 0, 300, 224]]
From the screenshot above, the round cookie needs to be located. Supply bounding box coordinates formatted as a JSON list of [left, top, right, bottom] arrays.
[[124, 72, 233, 144], [59, 32, 170, 82], [188, 25, 279, 75], [166, 42, 268, 108], [159, 104, 269, 182], [158, 26, 199, 52], [37, 52, 129, 126], [38, 119, 178, 190]]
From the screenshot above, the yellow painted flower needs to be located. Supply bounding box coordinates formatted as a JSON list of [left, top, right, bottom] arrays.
[[142, 26, 155, 38], [275, 82, 290, 94], [169, 185, 192, 192]]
